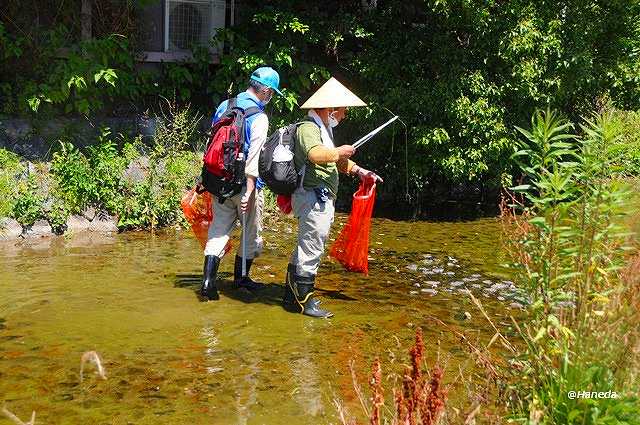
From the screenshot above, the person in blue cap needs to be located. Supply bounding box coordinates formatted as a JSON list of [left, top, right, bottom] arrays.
[[199, 67, 283, 300]]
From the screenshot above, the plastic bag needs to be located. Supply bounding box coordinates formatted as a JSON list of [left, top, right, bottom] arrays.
[[181, 188, 233, 256], [329, 178, 377, 274], [272, 144, 294, 162]]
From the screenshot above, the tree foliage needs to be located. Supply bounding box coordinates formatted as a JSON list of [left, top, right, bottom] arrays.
[[1, 0, 639, 205]]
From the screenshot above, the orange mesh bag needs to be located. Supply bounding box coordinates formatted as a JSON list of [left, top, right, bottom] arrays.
[[181, 188, 233, 253], [329, 178, 377, 274], [181, 187, 213, 249]]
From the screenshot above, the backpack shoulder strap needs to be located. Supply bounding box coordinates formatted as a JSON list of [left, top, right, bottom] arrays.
[[293, 117, 317, 128], [243, 106, 262, 118], [227, 97, 238, 110]]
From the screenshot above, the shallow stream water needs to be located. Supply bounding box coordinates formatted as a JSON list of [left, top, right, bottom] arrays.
[[0, 216, 521, 424]]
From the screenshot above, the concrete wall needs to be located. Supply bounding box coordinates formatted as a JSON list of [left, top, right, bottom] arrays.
[[0, 117, 155, 160]]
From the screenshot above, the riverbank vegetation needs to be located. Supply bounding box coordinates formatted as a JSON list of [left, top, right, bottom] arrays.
[[0, 101, 203, 233], [496, 108, 640, 422]]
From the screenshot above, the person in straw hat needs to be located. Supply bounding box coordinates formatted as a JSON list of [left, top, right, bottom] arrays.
[[282, 77, 383, 318]]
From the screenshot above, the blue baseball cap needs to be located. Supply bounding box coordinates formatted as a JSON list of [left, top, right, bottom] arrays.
[[250, 67, 284, 96]]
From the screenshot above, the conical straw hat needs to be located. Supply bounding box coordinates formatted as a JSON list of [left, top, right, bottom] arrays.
[[300, 77, 367, 109]]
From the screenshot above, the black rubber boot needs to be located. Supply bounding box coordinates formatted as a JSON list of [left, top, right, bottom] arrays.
[[288, 274, 333, 318], [282, 264, 296, 307], [234, 256, 264, 291], [200, 255, 220, 300]]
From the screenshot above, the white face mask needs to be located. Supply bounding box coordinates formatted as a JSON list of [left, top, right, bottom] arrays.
[[328, 111, 340, 128]]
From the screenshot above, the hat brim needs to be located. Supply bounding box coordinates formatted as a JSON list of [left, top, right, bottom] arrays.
[[251, 76, 284, 97]]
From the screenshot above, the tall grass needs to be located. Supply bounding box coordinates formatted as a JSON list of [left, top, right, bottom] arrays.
[[501, 108, 640, 423]]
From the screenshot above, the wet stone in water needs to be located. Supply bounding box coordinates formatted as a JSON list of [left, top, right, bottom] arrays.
[[450, 281, 464, 287], [454, 311, 472, 321], [421, 288, 437, 296]]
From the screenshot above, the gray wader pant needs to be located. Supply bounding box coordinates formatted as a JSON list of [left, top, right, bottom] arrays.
[[204, 187, 264, 259], [290, 187, 335, 277]]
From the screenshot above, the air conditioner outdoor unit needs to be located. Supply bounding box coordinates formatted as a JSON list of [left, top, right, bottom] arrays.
[[164, 0, 226, 52]]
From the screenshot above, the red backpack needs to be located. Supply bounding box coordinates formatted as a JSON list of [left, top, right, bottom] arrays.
[[201, 98, 261, 202]]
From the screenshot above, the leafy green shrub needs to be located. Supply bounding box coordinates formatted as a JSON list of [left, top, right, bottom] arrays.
[[0, 149, 23, 218], [12, 176, 44, 227], [86, 129, 128, 212], [46, 199, 69, 235], [50, 141, 95, 214], [50, 128, 126, 215], [610, 108, 640, 176]]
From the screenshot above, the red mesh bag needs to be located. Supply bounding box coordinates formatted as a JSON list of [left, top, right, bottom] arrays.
[[181, 187, 232, 254], [329, 178, 377, 274]]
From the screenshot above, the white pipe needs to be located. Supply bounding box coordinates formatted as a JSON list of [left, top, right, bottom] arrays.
[[241, 211, 247, 277]]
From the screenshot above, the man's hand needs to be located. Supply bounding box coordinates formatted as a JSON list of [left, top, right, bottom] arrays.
[[240, 190, 254, 214], [336, 145, 355, 160], [353, 165, 383, 183]]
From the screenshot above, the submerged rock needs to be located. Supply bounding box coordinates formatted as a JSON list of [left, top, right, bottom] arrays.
[[421, 288, 437, 296], [454, 311, 472, 321]]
